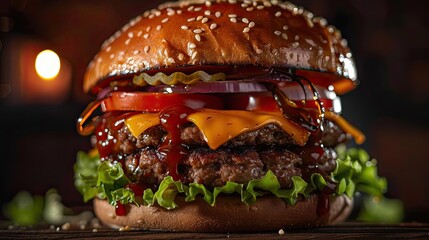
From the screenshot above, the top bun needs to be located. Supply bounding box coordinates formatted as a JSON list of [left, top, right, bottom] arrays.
[[84, 0, 357, 94]]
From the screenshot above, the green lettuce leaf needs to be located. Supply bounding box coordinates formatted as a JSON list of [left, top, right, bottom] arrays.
[[74, 146, 387, 210], [73, 151, 135, 206], [2, 191, 44, 226]]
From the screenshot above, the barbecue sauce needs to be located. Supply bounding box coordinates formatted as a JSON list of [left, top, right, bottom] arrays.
[[115, 201, 126, 216], [95, 112, 137, 161], [157, 106, 195, 181], [267, 79, 336, 218]]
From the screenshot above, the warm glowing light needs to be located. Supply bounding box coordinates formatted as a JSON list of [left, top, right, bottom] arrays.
[[35, 50, 61, 80]]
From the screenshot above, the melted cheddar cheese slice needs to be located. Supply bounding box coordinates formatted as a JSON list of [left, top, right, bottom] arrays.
[[325, 111, 366, 144], [123, 109, 365, 150], [125, 113, 160, 138], [187, 109, 309, 149]]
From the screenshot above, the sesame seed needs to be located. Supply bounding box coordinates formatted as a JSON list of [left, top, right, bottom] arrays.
[[205, 10, 211, 16], [133, 50, 140, 55], [193, 29, 202, 34], [188, 6, 194, 11], [156, 25, 162, 31], [278, 229, 285, 235], [194, 7, 202, 11], [177, 10, 182, 14], [202, 17, 209, 23], [162, 18, 169, 23], [282, 33, 288, 40], [137, 31, 143, 37], [283, 25, 288, 30], [228, 14, 237, 18], [304, 11, 314, 19], [144, 46, 150, 53], [256, 49, 263, 54], [197, 16, 203, 21], [189, 43, 196, 49], [244, 0, 251, 4], [246, 7, 254, 11], [125, 39, 131, 45], [230, 18, 237, 23], [256, 5, 264, 10], [275, 11, 281, 17], [328, 26, 334, 33], [143, 33, 149, 39], [294, 35, 299, 40], [242, 18, 249, 23], [253, 1, 257, 6], [148, 14, 154, 19], [292, 7, 298, 15], [215, 11, 221, 18], [292, 42, 300, 47], [195, 34, 201, 41], [191, 51, 198, 59], [119, 226, 130, 232], [263, 1, 272, 7], [110, 53, 115, 59], [106, 46, 111, 52], [128, 32, 134, 38], [146, 26, 151, 32], [241, 3, 248, 8], [181, 25, 189, 30], [248, 22, 255, 28], [167, 57, 175, 63], [274, 31, 281, 36], [205, 1, 212, 7], [210, 23, 217, 29], [307, 19, 314, 28], [319, 18, 327, 26], [228, 0, 237, 3], [178, 53, 184, 61], [243, 27, 250, 33], [154, 10, 161, 16], [187, 18, 195, 22], [167, 11, 175, 16]]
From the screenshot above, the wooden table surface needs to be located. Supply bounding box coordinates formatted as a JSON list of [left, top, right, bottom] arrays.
[[1, 222, 428, 239]]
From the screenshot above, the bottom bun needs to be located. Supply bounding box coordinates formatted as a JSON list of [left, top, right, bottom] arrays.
[[94, 195, 353, 232]]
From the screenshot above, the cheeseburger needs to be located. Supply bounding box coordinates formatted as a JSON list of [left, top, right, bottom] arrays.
[[74, 0, 386, 232]]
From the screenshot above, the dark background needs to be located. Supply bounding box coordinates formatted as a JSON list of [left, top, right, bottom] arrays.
[[0, 0, 428, 222]]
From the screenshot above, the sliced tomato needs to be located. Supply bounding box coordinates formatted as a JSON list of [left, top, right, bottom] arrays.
[[101, 91, 338, 113], [226, 92, 336, 112], [225, 93, 280, 112], [101, 92, 224, 112]]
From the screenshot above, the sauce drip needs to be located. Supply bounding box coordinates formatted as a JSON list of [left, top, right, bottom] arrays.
[[115, 201, 126, 216], [157, 106, 195, 180], [95, 112, 137, 160], [266, 77, 336, 218], [126, 183, 146, 197]]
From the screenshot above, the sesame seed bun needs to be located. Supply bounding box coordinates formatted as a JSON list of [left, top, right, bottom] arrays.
[[84, 0, 357, 94], [94, 195, 353, 232]]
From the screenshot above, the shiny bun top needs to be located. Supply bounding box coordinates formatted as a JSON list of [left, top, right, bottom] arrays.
[[84, 0, 356, 93]]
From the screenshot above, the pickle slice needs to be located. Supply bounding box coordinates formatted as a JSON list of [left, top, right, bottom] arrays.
[[133, 71, 226, 86]]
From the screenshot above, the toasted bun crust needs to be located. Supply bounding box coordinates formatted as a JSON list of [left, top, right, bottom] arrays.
[[84, 0, 357, 93], [94, 195, 353, 232]]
